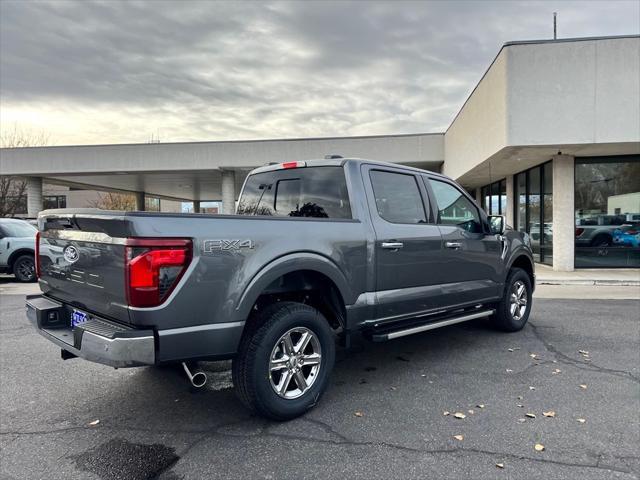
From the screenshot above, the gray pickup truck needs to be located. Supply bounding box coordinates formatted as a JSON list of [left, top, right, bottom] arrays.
[[27, 158, 535, 420]]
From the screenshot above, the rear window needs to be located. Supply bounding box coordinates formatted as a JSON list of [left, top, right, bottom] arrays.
[[237, 166, 352, 219]]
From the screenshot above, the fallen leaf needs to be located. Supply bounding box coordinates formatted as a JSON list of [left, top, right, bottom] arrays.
[[534, 443, 545, 452], [517, 404, 524, 408], [579, 384, 587, 390], [354, 411, 364, 417], [529, 353, 538, 359], [88, 419, 100, 426], [552, 368, 561, 374], [577, 418, 586, 423], [543, 411, 556, 418], [443, 411, 450, 416], [453, 412, 466, 419], [468, 409, 475, 415], [453, 434, 464, 441], [476, 404, 485, 409], [517, 418, 526, 423], [529, 386, 536, 390], [525, 413, 536, 418], [578, 350, 589, 355], [421, 374, 427, 377], [495, 463, 505, 469], [517, 396, 524, 400], [506, 369, 513, 373], [428, 381, 434, 384], [390, 386, 397, 391]]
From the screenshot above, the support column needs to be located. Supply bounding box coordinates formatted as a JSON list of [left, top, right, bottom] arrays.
[[475, 187, 482, 208], [505, 174, 514, 227], [221, 170, 236, 215], [26, 177, 43, 218], [193, 200, 201, 213], [135, 192, 145, 211], [552, 155, 575, 272]]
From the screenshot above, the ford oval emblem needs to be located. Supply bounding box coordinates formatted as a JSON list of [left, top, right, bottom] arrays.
[[63, 245, 80, 264]]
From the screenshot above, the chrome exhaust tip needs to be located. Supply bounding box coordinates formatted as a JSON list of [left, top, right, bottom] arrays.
[[182, 362, 207, 388]]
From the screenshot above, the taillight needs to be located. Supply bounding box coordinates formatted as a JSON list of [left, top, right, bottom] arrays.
[[35, 231, 41, 278], [575, 228, 584, 237], [125, 238, 192, 308]]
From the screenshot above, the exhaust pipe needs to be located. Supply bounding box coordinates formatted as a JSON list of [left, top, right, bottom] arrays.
[[182, 362, 207, 388]]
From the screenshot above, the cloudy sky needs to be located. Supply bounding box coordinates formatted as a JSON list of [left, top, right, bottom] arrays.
[[1, 0, 638, 146]]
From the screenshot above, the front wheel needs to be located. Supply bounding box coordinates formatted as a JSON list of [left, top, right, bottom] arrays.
[[232, 302, 335, 421], [13, 255, 36, 283], [492, 268, 533, 332]]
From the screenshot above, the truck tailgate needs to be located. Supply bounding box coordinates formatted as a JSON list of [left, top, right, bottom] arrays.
[[38, 212, 131, 324]]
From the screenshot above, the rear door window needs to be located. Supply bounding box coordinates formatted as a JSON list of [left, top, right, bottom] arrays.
[[369, 170, 427, 224], [237, 166, 352, 219]]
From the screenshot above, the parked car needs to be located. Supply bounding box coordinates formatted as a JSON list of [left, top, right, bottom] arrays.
[[0, 218, 38, 282], [27, 158, 535, 420], [612, 225, 640, 248], [575, 215, 635, 248]]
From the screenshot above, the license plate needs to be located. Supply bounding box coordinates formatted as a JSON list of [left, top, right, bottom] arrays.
[[71, 309, 89, 328]]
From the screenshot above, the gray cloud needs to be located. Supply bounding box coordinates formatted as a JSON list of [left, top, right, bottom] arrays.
[[1, 0, 638, 144]]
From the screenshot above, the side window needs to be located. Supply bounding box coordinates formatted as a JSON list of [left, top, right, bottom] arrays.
[[370, 170, 426, 224], [428, 179, 482, 233]]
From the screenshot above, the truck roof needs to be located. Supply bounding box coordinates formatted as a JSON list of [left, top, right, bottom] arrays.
[[250, 157, 445, 178]]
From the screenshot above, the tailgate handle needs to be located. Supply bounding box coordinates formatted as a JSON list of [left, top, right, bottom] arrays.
[[445, 241, 462, 249]]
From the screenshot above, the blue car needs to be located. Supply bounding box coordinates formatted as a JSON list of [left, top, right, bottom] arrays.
[[612, 225, 640, 248]]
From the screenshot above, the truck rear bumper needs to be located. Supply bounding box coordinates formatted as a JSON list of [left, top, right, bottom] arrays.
[[26, 294, 155, 368]]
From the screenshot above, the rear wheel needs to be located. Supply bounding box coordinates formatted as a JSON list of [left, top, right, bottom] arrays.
[[492, 268, 532, 332], [13, 255, 36, 283], [232, 302, 335, 421]]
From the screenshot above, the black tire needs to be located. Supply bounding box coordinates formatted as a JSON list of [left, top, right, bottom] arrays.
[[492, 268, 532, 332], [591, 234, 612, 247], [232, 301, 335, 421], [12, 255, 36, 283]]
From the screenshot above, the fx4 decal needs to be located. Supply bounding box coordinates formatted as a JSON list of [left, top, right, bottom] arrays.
[[202, 239, 255, 253]]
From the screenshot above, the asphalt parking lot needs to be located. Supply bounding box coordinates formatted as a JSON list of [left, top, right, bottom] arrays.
[[1, 279, 639, 480]]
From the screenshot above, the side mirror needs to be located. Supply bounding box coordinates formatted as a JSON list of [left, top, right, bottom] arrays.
[[488, 215, 506, 235]]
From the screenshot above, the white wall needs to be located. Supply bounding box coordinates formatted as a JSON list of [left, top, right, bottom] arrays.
[[443, 49, 508, 181], [507, 37, 640, 146], [444, 36, 640, 182]]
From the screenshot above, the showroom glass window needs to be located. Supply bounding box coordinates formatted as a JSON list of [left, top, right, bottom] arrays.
[[43, 195, 66, 210], [480, 179, 506, 215], [514, 161, 553, 265], [574, 156, 640, 268]]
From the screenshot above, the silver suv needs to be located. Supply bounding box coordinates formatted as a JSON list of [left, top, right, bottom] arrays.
[[0, 218, 37, 282]]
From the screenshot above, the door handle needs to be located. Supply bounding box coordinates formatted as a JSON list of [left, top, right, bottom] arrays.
[[381, 242, 404, 250], [445, 241, 462, 249]]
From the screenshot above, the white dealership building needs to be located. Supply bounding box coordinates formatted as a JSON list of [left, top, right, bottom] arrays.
[[1, 35, 639, 271]]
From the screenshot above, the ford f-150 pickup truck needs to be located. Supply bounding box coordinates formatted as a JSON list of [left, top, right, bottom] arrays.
[[27, 158, 535, 420]]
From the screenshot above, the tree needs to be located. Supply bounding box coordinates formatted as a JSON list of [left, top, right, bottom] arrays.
[[0, 125, 50, 217], [87, 192, 159, 211], [87, 192, 137, 211]]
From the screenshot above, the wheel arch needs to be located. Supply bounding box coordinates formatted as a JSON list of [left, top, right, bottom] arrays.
[[507, 253, 535, 289], [7, 248, 35, 269], [235, 253, 353, 329]]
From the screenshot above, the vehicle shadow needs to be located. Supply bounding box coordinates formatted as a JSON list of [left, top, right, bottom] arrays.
[[82, 318, 503, 433]]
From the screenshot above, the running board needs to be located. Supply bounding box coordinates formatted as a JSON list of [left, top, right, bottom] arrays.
[[371, 309, 494, 342]]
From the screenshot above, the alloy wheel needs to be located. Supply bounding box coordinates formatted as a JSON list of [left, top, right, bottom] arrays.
[[509, 280, 528, 321], [269, 327, 322, 399]]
